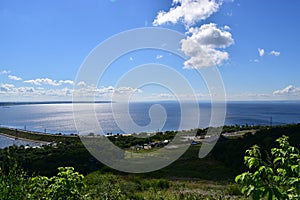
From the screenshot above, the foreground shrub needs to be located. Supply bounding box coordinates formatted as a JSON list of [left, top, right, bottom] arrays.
[[85, 171, 124, 200], [27, 167, 87, 200], [235, 135, 300, 199], [0, 155, 27, 200]]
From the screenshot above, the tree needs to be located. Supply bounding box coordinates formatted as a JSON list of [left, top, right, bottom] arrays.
[[0, 153, 27, 200], [27, 167, 87, 200], [235, 135, 300, 199]]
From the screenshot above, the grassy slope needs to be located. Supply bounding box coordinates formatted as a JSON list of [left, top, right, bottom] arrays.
[[1, 124, 300, 180], [2, 124, 300, 199]]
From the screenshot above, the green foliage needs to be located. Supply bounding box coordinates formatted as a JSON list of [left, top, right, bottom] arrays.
[[85, 171, 124, 200], [0, 154, 87, 200], [48, 167, 87, 200], [212, 124, 300, 175], [107, 130, 177, 149], [0, 141, 103, 177], [27, 167, 87, 200], [235, 135, 300, 199], [0, 127, 80, 143], [27, 176, 50, 199], [0, 151, 27, 200]]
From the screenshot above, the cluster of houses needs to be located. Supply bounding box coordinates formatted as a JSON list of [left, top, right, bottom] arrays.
[[122, 132, 226, 151], [22, 141, 57, 149], [131, 134, 219, 151], [135, 139, 170, 150]]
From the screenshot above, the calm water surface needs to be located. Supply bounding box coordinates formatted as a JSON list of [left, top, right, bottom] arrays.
[[0, 101, 300, 148]]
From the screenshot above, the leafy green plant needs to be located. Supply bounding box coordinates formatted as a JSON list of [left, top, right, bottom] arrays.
[[27, 167, 87, 200], [85, 171, 124, 200], [27, 176, 50, 199], [0, 148, 27, 200], [235, 135, 300, 199], [48, 167, 87, 200]]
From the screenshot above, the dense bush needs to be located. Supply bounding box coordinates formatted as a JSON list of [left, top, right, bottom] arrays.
[[236, 135, 300, 199], [0, 155, 27, 200], [27, 167, 87, 200], [85, 171, 124, 200], [0, 142, 103, 177], [0, 156, 87, 200]]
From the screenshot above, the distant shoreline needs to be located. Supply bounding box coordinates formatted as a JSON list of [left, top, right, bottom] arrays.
[[0, 127, 79, 143], [0, 101, 113, 106], [1, 100, 300, 107], [0, 132, 49, 145]]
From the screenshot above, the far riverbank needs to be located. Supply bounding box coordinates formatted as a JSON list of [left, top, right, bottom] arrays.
[[0, 132, 49, 144], [0, 127, 79, 147], [0, 133, 47, 149]]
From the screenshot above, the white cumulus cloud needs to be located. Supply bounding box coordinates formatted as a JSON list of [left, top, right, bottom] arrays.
[[181, 23, 234, 68], [24, 78, 74, 86], [8, 75, 22, 81], [186, 23, 234, 48], [77, 81, 87, 87], [59, 80, 74, 85], [0, 81, 142, 101], [16, 87, 35, 94], [273, 85, 300, 95], [0, 84, 15, 92], [153, 0, 221, 27], [258, 48, 265, 57]]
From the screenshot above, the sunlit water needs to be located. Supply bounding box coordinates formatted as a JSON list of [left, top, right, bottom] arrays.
[[1, 101, 300, 148], [0, 135, 43, 149]]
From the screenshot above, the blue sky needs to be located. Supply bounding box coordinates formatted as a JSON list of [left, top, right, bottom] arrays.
[[1, 0, 300, 101]]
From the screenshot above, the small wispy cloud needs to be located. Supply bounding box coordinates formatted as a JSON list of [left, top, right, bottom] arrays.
[[0, 70, 11, 75], [144, 20, 148, 26], [156, 55, 163, 59], [8, 75, 22, 81], [269, 50, 280, 56], [250, 59, 259, 63], [258, 48, 280, 57], [77, 81, 86, 87]]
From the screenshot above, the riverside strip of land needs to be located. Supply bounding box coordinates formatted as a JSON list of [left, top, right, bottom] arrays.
[[0, 126, 257, 144], [0, 131, 49, 145], [0, 127, 79, 144]]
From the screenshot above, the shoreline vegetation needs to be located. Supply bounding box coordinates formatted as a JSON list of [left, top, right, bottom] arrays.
[[0, 125, 257, 145], [0, 127, 79, 144], [1, 123, 300, 199], [0, 132, 49, 145]]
